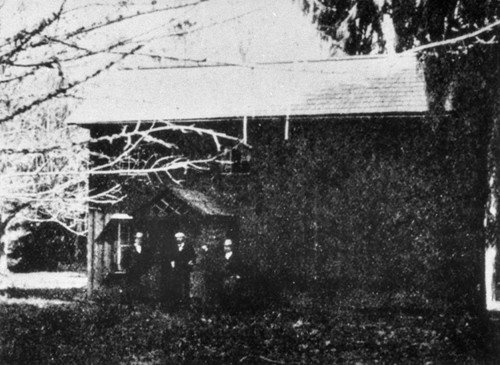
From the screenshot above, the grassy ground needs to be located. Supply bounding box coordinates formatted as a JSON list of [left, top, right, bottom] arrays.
[[0, 284, 498, 365], [0, 272, 498, 364]]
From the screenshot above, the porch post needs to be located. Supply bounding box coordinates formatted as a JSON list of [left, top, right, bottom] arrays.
[[87, 208, 96, 296]]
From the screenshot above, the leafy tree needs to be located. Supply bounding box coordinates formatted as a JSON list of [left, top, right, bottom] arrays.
[[299, 0, 500, 53]]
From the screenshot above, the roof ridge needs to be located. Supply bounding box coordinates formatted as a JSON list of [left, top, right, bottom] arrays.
[[120, 53, 416, 71]]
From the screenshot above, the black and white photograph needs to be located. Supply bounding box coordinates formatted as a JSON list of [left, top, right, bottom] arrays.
[[1, 0, 500, 363]]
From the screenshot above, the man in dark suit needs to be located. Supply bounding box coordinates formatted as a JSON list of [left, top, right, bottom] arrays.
[[126, 231, 150, 301], [171, 232, 196, 306]]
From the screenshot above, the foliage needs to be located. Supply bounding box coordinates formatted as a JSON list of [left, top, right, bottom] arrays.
[[175, 109, 489, 309], [7, 222, 86, 272], [0, 289, 495, 364], [172, 2, 500, 310], [299, 0, 500, 54]]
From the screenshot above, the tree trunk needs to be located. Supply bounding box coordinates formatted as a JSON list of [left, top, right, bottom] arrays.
[[0, 206, 28, 275], [0, 221, 10, 275]]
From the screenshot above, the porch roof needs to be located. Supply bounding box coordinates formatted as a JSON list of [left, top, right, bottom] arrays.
[[135, 185, 233, 219], [67, 54, 449, 126]]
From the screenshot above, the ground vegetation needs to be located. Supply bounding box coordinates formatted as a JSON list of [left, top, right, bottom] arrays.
[[0, 288, 497, 364]]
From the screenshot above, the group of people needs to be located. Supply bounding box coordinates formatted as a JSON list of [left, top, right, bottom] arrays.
[[126, 230, 239, 307]]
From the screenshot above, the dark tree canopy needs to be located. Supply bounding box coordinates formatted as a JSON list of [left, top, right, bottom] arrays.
[[299, 0, 500, 53]]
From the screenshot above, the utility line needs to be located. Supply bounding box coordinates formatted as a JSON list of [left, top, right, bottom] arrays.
[[402, 19, 500, 54]]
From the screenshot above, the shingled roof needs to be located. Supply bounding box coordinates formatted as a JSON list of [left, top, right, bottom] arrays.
[[68, 54, 448, 125], [135, 185, 232, 219]]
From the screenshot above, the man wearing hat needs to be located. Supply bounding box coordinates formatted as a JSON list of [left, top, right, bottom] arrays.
[[171, 232, 196, 305]]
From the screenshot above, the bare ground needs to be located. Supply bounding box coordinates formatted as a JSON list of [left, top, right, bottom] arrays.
[[0, 271, 86, 290], [0, 271, 86, 307]]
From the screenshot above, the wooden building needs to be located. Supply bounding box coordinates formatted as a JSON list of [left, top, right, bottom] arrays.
[[87, 184, 236, 297], [68, 54, 492, 304]]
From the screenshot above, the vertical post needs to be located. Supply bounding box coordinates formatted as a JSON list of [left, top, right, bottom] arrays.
[[87, 209, 95, 297], [485, 244, 498, 310], [284, 115, 290, 141], [486, 170, 500, 310], [104, 238, 112, 274], [117, 222, 122, 271], [243, 115, 248, 144], [99, 213, 106, 280], [91, 210, 106, 288]]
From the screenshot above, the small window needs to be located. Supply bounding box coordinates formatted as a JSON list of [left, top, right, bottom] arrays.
[[115, 221, 133, 272], [220, 146, 251, 175], [105, 215, 134, 273]]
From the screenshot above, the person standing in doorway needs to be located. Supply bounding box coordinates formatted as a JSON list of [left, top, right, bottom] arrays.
[[171, 232, 196, 306]]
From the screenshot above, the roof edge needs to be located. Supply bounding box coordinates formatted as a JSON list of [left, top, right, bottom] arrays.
[[70, 112, 443, 127]]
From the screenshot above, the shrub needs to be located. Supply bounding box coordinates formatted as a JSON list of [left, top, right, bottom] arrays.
[[7, 222, 85, 272]]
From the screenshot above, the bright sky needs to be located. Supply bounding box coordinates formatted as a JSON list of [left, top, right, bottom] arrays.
[[0, 0, 332, 64], [174, 0, 332, 63]]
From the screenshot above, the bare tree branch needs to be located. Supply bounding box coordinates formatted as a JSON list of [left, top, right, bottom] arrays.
[[0, 68, 37, 84], [0, 44, 143, 125], [1, 117, 242, 236], [403, 19, 500, 54], [0, 1, 65, 58], [55, 0, 208, 43], [0, 121, 241, 154], [0, 0, 243, 242]]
